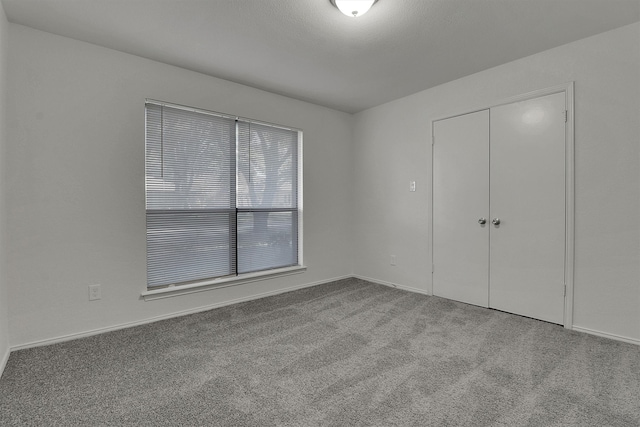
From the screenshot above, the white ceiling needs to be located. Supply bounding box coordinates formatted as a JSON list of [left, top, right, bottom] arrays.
[[3, 0, 639, 113]]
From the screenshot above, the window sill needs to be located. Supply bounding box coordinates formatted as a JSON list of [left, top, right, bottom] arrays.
[[141, 265, 307, 301]]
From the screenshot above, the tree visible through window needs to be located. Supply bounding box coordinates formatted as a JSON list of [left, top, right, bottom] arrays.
[[145, 101, 301, 288]]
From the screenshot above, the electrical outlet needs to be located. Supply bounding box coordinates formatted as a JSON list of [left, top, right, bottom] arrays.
[[88, 284, 101, 301], [390, 255, 396, 266]]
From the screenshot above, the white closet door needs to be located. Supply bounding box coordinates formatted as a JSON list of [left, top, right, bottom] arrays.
[[433, 110, 490, 307], [489, 92, 566, 324]]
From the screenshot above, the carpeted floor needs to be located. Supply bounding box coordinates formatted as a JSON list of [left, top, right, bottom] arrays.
[[0, 278, 638, 426]]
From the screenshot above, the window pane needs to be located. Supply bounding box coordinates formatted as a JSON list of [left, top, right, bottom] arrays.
[[146, 104, 236, 210], [147, 211, 236, 287], [237, 122, 297, 209], [237, 211, 298, 274]]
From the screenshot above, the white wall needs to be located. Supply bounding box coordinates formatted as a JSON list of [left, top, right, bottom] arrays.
[[6, 24, 353, 347], [353, 23, 640, 342], [0, 3, 9, 372]]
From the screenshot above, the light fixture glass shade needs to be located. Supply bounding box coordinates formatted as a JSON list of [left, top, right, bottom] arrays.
[[332, 0, 377, 18]]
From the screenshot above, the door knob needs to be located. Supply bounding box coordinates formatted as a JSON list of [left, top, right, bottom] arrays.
[[492, 218, 501, 225], [478, 218, 487, 225]]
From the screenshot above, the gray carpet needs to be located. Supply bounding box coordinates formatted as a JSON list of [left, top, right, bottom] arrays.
[[0, 278, 638, 426]]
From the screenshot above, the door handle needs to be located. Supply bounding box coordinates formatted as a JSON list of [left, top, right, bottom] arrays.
[[492, 218, 501, 225], [478, 218, 487, 225]]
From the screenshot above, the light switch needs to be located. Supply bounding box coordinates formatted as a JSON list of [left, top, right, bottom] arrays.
[[409, 181, 416, 192]]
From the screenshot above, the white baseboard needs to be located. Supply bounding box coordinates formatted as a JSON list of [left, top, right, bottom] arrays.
[[0, 346, 9, 379], [356, 276, 639, 347], [11, 274, 352, 352], [353, 274, 431, 296], [11, 274, 636, 353], [572, 325, 640, 346]]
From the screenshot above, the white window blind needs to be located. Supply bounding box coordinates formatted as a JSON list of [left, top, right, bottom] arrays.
[[237, 121, 298, 274], [145, 101, 300, 288]]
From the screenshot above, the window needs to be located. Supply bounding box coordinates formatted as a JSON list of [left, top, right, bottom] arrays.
[[145, 101, 301, 289]]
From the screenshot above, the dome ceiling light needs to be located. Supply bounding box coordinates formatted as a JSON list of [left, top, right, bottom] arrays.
[[330, 0, 379, 18]]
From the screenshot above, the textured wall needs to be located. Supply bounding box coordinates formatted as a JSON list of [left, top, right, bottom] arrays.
[[0, 3, 8, 372], [353, 23, 640, 341], [6, 24, 353, 347]]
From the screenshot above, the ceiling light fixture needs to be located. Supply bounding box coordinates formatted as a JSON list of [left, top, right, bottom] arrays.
[[330, 0, 378, 18]]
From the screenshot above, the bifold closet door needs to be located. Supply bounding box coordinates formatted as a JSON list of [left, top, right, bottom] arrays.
[[489, 92, 566, 324], [433, 110, 490, 307]]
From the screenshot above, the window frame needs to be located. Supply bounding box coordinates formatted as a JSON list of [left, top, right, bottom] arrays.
[[142, 99, 305, 299]]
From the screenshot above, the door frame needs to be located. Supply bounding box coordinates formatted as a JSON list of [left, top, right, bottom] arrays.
[[429, 82, 575, 329]]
